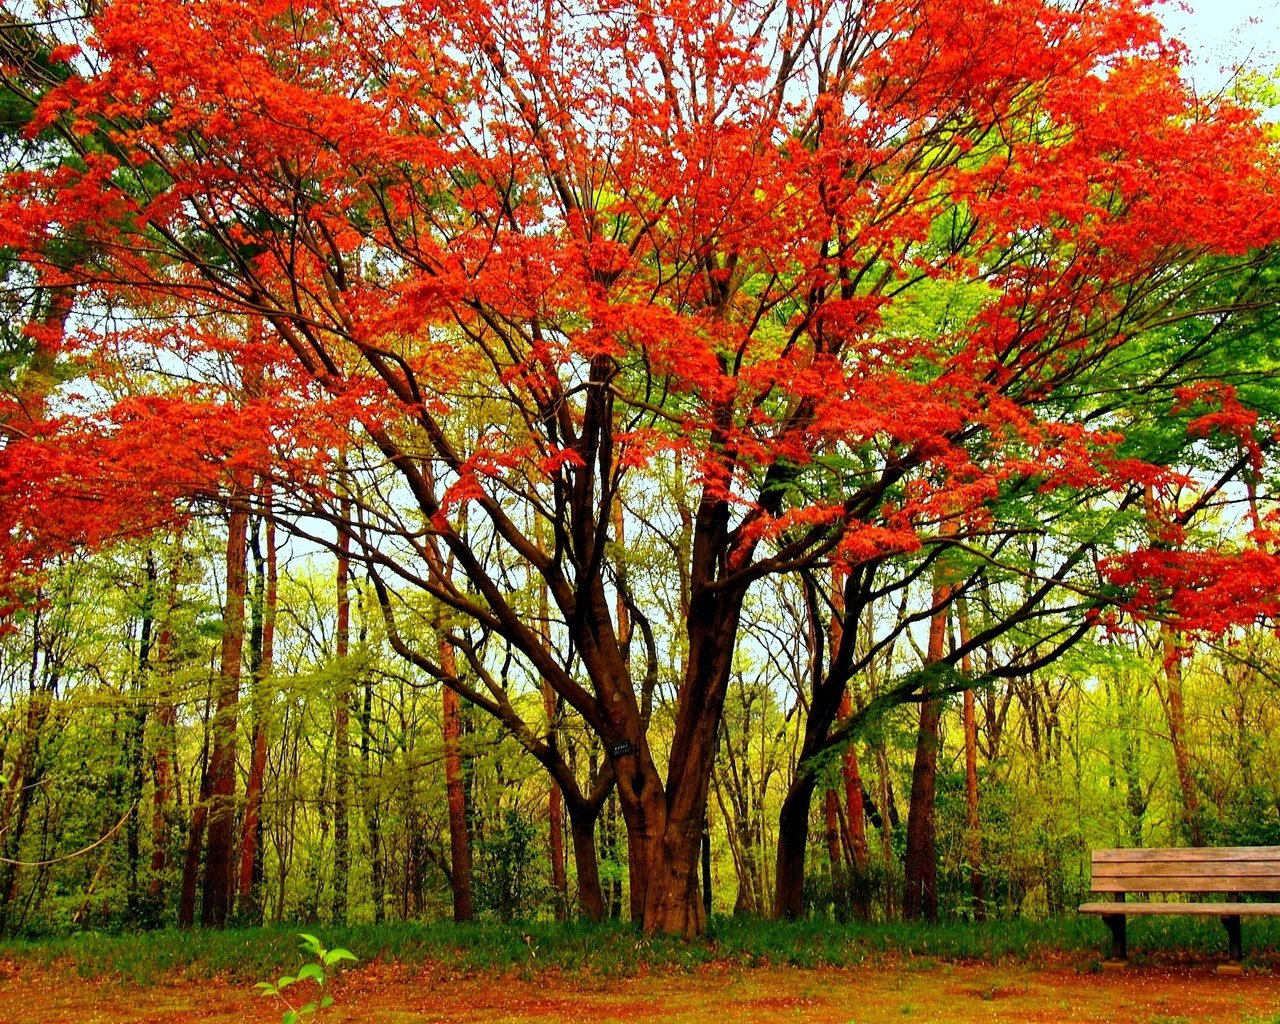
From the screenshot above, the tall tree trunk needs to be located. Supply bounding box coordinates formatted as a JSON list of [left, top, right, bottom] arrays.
[[902, 575, 951, 923], [178, 728, 211, 929], [545, 683, 568, 920], [1157, 624, 1204, 846], [876, 742, 898, 920], [125, 558, 156, 921], [361, 659, 385, 923], [237, 505, 277, 922], [440, 641, 474, 922], [332, 507, 351, 924], [958, 599, 985, 920], [148, 560, 181, 916], [566, 800, 605, 921], [772, 567, 856, 921], [831, 566, 870, 921], [700, 814, 713, 919], [537, 558, 569, 921], [200, 500, 249, 927], [825, 791, 842, 871]]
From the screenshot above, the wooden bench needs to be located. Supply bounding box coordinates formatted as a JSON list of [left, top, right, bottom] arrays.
[[1079, 846, 1280, 963]]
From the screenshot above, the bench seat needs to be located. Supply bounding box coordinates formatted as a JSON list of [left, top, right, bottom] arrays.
[[1079, 901, 1279, 916], [1079, 846, 1280, 963]]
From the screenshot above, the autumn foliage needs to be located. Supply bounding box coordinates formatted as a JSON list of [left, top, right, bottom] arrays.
[[3, 0, 1280, 932]]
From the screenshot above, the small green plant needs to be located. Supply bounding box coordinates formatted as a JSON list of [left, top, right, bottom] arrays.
[[255, 933, 356, 1024]]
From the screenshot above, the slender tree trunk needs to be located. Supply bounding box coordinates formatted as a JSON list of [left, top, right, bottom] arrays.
[[332, 508, 351, 924], [902, 577, 951, 923], [605, 793, 623, 918], [440, 641, 474, 922], [147, 561, 181, 915], [200, 500, 249, 927], [237, 506, 277, 922], [178, 733, 210, 929], [876, 743, 898, 920], [537, 560, 569, 921], [125, 564, 155, 921], [361, 662, 385, 923], [772, 568, 855, 921], [701, 814, 713, 919], [1158, 624, 1204, 846], [958, 600, 985, 920], [544, 683, 568, 920], [825, 791, 842, 870]]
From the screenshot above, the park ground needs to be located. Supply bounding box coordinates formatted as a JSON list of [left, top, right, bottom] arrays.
[[3, 920, 1280, 1023], [4, 959, 1280, 1024]]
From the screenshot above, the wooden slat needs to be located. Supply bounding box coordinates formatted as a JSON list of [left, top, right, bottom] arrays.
[[1093, 861, 1280, 879], [1080, 902, 1280, 916], [1093, 847, 1280, 864], [1089, 876, 1280, 893]]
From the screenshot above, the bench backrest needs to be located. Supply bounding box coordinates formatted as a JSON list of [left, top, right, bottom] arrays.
[[1091, 846, 1280, 893]]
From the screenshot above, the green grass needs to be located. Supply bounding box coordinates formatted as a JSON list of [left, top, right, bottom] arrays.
[[4, 914, 1280, 986]]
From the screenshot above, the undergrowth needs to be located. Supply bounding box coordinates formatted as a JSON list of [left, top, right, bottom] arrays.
[[3, 915, 1279, 986]]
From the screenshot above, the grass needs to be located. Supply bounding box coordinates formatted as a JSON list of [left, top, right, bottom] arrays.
[[3, 914, 1280, 986]]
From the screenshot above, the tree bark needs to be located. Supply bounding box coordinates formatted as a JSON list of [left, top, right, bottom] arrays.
[[125, 560, 155, 921], [958, 600, 985, 920], [440, 641, 474, 922], [545, 683, 568, 920], [772, 567, 857, 921], [902, 574, 951, 923], [1157, 624, 1204, 846], [332, 508, 352, 924], [567, 802, 605, 921], [361, 659, 385, 923], [773, 770, 817, 920], [147, 560, 181, 917], [538, 558, 569, 921], [200, 500, 249, 927], [177, 734, 210, 929], [237, 506, 277, 922]]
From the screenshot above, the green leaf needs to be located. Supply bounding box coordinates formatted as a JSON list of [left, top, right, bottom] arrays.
[[320, 995, 334, 1009], [299, 1001, 318, 1015], [276, 974, 296, 990], [323, 948, 356, 966], [254, 982, 278, 996], [282, 1012, 299, 1024], [297, 932, 321, 949], [296, 963, 325, 985]]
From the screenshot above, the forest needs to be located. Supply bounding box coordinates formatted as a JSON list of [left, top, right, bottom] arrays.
[[2, 0, 1280, 952]]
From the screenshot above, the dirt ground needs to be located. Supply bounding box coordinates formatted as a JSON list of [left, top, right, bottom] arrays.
[[2, 959, 1279, 1024]]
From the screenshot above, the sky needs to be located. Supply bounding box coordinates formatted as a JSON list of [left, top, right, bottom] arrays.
[[1161, 0, 1280, 93]]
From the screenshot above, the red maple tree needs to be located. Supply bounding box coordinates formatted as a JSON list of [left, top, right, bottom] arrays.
[[3, 0, 1279, 932]]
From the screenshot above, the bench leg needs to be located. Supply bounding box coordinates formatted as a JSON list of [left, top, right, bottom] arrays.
[[1221, 915, 1242, 962], [1103, 914, 1127, 961]]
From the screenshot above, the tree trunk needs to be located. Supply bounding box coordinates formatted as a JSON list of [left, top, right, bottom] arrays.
[[567, 802, 606, 921], [538, 558, 569, 921], [958, 600, 984, 920], [1158, 624, 1204, 846], [631, 614, 739, 936], [200, 500, 249, 927], [125, 567, 154, 922], [440, 641, 474, 922], [361, 661, 385, 923], [237, 507, 277, 922], [332, 510, 351, 924], [147, 558, 181, 920], [773, 771, 816, 920], [544, 682, 568, 921], [177, 737, 210, 929], [902, 575, 951, 923]]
